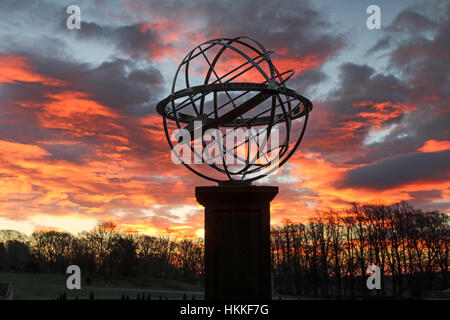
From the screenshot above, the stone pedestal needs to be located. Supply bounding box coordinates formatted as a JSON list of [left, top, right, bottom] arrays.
[[195, 185, 278, 300]]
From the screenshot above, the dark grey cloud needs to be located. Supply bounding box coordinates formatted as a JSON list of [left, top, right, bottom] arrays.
[[122, 0, 346, 84], [367, 36, 391, 54], [0, 82, 62, 143], [288, 68, 327, 95], [305, 3, 449, 172], [352, 2, 450, 166], [337, 150, 450, 190], [387, 10, 438, 33], [76, 59, 164, 114], [332, 63, 409, 105], [76, 21, 164, 59], [407, 189, 442, 201], [405, 189, 449, 212], [198, 0, 345, 61], [17, 54, 165, 116], [303, 62, 411, 160], [42, 143, 95, 163], [360, 110, 450, 167]]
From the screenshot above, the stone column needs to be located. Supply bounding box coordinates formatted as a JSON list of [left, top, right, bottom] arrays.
[[195, 185, 278, 300]]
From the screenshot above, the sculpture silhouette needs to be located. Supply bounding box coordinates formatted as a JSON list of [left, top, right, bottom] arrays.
[[157, 37, 313, 183]]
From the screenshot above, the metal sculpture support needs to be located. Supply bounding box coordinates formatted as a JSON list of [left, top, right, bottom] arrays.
[[157, 37, 313, 299]]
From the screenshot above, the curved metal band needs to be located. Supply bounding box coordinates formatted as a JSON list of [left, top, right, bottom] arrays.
[[156, 83, 313, 126]]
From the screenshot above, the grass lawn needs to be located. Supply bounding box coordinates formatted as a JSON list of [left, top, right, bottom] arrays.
[[0, 272, 204, 300]]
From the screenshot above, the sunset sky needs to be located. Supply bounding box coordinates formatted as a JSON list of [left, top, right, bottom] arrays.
[[0, 0, 449, 237]]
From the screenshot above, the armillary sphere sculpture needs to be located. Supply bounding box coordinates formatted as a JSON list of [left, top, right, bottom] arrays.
[[157, 36, 313, 184]]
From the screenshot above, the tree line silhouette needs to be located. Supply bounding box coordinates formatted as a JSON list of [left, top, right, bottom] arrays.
[[272, 202, 449, 298], [0, 202, 448, 298], [0, 222, 204, 285]]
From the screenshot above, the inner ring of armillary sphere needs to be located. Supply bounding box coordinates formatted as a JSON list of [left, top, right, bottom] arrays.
[[156, 83, 313, 127]]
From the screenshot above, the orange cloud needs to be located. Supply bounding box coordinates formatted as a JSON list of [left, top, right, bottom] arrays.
[[0, 53, 65, 86], [16, 91, 126, 141], [43, 92, 118, 118], [272, 52, 326, 74], [353, 101, 416, 127], [418, 139, 450, 152]]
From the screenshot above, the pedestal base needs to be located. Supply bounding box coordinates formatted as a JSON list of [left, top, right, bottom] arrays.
[[196, 185, 278, 300]]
